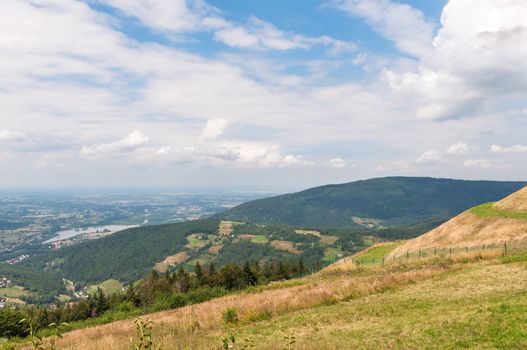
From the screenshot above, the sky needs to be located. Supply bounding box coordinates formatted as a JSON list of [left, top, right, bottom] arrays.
[[0, 0, 526, 190]]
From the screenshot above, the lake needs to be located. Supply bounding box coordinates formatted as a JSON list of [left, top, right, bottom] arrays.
[[44, 225, 137, 243]]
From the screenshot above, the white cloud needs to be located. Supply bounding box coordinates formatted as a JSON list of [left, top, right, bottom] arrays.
[[490, 144, 527, 154], [157, 141, 312, 168], [103, 0, 225, 33], [329, 158, 347, 168], [213, 17, 356, 52], [447, 142, 473, 155], [352, 53, 368, 66], [463, 159, 490, 169], [416, 149, 442, 165], [0, 130, 26, 142], [80, 131, 149, 156], [199, 119, 228, 142], [383, 0, 527, 121], [332, 0, 435, 57]]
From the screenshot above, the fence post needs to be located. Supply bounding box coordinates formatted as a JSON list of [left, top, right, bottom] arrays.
[[372, 257, 375, 264], [382, 257, 385, 265], [406, 251, 409, 259], [504, 243, 508, 256], [393, 255, 395, 262], [449, 247, 452, 254], [482, 244, 485, 251], [466, 246, 468, 252]]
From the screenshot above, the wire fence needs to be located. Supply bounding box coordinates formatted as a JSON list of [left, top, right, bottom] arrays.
[[351, 239, 527, 266]]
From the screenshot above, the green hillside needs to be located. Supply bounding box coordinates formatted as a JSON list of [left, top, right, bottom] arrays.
[[21, 220, 368, 287], [220, 177, 527, 229]]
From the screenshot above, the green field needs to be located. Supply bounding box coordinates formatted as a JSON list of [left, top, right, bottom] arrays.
[[470, 202, 527, 220], [352, 242, 402, 264], [186, 234, 208, 248], [322, 248, 342, 263], [0, 285, 32, 298], [250, 235, 269, 244], [88, 279, 124, 295]]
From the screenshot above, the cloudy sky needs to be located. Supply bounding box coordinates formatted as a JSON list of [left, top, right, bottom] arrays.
[[1, 0, 526, 190]]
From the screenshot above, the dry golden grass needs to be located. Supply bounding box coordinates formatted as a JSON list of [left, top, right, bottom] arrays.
[[494, 185, 527, 211], [207, 244, 222, 254], [390, 186, 527, 258], [294, 229, 320, 237], [42, 251, 502, 350], [270, 240, 301, 254], [154, 252, 189, 273], [239, 234, 256, 240], [389, 211, 527, 258]]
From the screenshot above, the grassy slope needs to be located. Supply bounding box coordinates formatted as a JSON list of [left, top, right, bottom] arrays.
[[41, 249, 527, 350], [471, 202, 527, 220], [351, 242, 402, 264], [391, 189, 527, 258]]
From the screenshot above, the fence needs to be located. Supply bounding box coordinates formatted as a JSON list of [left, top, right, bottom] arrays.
[[349, 239, 527, 266]]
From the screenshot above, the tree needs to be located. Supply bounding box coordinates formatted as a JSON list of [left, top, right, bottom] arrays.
[[243, 261, 258, 286], [94, 287, 109, 315], [195, 261, 204, 286]]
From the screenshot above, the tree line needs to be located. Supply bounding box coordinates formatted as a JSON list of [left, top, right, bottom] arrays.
[[0, 258, 308, 339]]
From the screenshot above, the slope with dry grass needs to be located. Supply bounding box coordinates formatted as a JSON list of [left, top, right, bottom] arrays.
[[21, 250, 514, 350], [389, 186, 527, 258]]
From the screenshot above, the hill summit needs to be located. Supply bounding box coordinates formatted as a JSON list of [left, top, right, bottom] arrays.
[[390, 186, 527, 257]]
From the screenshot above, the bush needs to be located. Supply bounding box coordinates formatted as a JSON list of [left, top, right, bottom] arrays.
[[185, 287, 228, 304], [222, 308, 238, 325]]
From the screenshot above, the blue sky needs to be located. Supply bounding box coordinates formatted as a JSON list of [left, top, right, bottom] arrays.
[[0, 0, 526, 190]]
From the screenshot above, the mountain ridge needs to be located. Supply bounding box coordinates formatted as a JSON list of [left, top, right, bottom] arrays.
[[220, 176, 527, 229]]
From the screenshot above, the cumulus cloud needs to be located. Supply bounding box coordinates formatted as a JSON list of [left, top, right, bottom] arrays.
[[0, 130, 26, 142], [383, 0, 527, 121], [416, 150, 442, 165], [447, 142, 473, 155], [463, 159, 490, 169], [80, 131, 149, 156], [329, 158, 347, 168], [490, 144, 527, 154], [199, 119, 228, 142]]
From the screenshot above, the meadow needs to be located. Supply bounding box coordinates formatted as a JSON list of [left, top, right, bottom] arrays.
[[18, 246, 527, 350]]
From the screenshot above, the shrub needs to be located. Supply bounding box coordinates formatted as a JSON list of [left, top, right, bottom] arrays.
[[222, 308, 238, 325], [186, 287, 228, 304]]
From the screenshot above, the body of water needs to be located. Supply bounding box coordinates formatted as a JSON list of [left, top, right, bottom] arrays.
[[44, 225, 137, 243]]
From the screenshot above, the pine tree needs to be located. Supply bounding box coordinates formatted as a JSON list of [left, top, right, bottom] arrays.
[[243, 261, 258, 286], [94, 287, 109, 315], [195, 261, 204, 286]]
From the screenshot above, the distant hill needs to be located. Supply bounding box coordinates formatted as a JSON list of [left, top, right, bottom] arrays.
[[389, 185, 527, 257], [220, 177, 527, 229]]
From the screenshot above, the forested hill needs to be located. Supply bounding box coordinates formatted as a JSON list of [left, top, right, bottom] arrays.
[[220, 177, 527, 229], [23, 219, 220, 284]]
